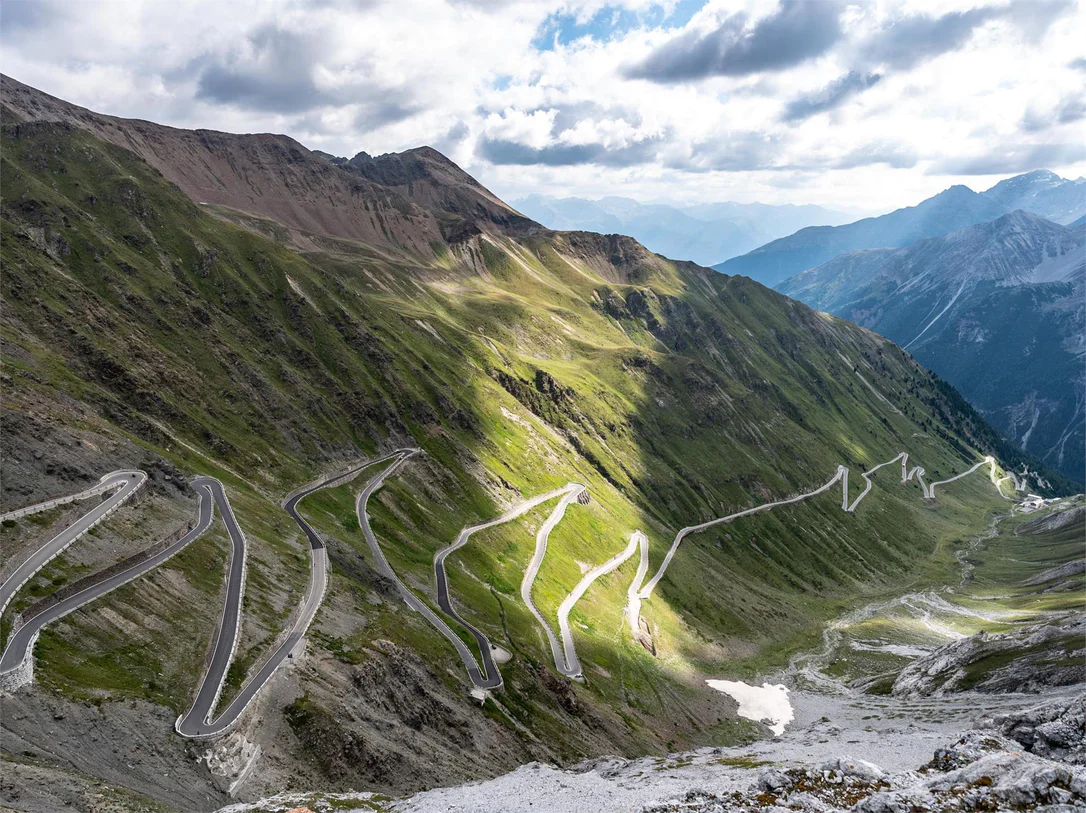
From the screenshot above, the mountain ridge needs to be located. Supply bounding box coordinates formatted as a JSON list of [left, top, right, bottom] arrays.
[[779, 211, 1085, 481], [512, 193, 852, 267], [713, 184, 1008, 287], [715, 171, 1086, 286]]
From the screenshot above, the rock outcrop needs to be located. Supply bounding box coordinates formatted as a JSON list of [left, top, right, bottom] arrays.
[[892, 615, 1086, 696]]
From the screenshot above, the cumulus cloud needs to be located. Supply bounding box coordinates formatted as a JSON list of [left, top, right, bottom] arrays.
[[1020, 94, 1086, 133], [479, 137, 661, 167], [855, 0, 1074, 71], [929, 142, 1086, 175], [189, 21, 420, 127], [781, 71, 882, 122], [1, 0, 1085, 211], [830, 142, 917, 170], [626, 0, 843, 82]]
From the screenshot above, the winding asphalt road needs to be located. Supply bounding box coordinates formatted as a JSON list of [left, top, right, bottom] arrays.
[[175, 477, 250, 737], [626, 453, 1006, 641], [354, 449, 512, 690], [520, 485, 588, 679], [176, 454, 401, 738], [0, 471, 147, 623], [0, 484, 213, 676], [0, 446, 1013, 713], [432, 482, 587, 690], [556, 529, 642, 678]]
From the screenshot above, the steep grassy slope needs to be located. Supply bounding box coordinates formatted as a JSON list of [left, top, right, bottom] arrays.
[[0, 108, 1068, 806]]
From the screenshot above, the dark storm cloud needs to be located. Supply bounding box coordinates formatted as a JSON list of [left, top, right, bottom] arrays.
[[477, 137, 660, 167], [193, 23, 417, 124], [929, 142, 1086, 175], [1020, 95, 1086, 133], [626, 0, 843, 82], [781, 71, 882, 122], [1, 0, 54, 31], [858, 0, 1074, 71]]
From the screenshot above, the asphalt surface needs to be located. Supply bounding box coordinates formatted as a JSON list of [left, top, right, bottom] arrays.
[[520, 485, 587, 679], [433, 482, 588, 690], [176, 454, 403, 738], [623, 531, 651, 639], [628, 454, 1005, 640], [0, 484, 214, 675], [0, 470, 147, 621], [355, 449, 512, 690], [0, 447, 1008, 717], [556, 529, 640, 679], [176, 477, 249, 737]]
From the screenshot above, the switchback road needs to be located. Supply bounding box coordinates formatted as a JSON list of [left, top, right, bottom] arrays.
[[520, 485, 587, 679], [0, 484, 212, 677], [626, 454, 1004, 639], [0, 471, 147, 623], [433, 481, 587, 690], [176, 454, 400, 738], [354, 449, 511, 690]]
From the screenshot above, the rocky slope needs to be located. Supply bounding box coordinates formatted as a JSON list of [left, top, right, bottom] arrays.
[[214, 696, 1086, 812], [984, 169, 1086, 225], [0, 78, 1072, 810], [891, 614, 1085, 696], [778, 212, 1085, 482]]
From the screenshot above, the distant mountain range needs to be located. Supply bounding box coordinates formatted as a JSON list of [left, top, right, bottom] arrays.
[[511, 194, 853, 266], [779, 211, 1085, 481], [716, 171, 1086, 287]]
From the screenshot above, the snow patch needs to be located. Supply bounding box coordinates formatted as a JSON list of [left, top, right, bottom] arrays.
[[706, 679, 794, 736]]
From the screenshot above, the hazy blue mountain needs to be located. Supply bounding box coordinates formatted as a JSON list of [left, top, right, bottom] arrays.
[[983, 170, 1086, 224], [779, 211, 1085, 481], [714, 185, 1008, 287], [511, 194, 851, 266], [717, 170, 1086, 287]]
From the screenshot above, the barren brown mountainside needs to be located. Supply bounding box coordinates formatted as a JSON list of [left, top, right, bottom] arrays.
[[1, 74, 536, 253]]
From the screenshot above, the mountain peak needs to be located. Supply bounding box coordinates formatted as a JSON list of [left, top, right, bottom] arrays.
[[985, 169, 1064, 194], [933, 184, 980, 199], [1019, 169, 1062, 182], [994, 208, 1050, 227], [981, 169, 1084, 224]]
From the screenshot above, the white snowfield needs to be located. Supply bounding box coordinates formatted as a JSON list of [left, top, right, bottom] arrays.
[[705, 679, 794, 736]]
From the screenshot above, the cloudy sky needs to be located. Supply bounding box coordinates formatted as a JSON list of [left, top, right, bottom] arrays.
[[2, 0, 1083, 211]]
